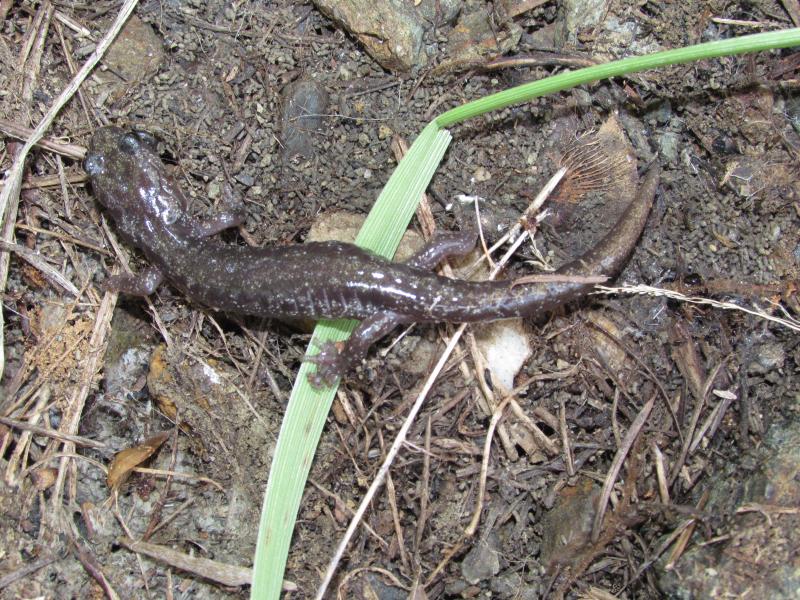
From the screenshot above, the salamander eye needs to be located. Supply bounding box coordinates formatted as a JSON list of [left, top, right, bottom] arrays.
[[83, 153, 105, 176], [133, 130, 158, 151], [119, 132, 141, 154]]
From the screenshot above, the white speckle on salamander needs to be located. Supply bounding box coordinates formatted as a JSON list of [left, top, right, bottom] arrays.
[[305, 288, 316, 314], [323, 288, 333, 314]]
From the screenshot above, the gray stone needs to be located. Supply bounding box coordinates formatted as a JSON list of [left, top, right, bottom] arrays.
[[312, 0, 427, 71], [461, 533, 501, 584]]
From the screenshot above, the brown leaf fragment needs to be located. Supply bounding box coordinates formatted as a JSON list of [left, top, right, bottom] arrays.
[[669, 321, 706, 405], [30, 467, 57, 491], [21, 262, 48, 289], [147, 344, 177, 420], [106, 431, 170, 489]]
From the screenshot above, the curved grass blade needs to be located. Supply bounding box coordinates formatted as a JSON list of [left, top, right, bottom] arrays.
[[250, 123, 451, 597], [250, 28, 800, 599]]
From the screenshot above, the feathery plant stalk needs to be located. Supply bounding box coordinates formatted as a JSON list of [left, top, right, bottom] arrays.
[[251, 28, 800, 599]]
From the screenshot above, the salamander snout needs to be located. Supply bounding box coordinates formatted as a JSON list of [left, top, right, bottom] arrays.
[[83, 153, 105, 177]]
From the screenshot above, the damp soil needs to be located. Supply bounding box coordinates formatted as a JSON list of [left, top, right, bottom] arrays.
[[1, 1, 799, 599]]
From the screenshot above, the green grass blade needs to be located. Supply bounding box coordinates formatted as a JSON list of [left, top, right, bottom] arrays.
[[437, 28, 800, 127], [250, 123, 451, 598], [355, 122, 452, 252]]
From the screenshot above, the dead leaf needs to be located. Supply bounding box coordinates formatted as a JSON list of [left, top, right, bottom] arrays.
[[107, 431, 170, 489], [147, 344, 177, 420]]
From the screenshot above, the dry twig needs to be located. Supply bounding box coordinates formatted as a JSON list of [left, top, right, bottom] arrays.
[[591, 395, 655, 542]]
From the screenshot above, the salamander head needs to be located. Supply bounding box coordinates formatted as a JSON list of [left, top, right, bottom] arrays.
[[84, 126, 184, 228]]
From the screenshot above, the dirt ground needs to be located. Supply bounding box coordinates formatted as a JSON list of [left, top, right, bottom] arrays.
[[1, 0, 799, 598]]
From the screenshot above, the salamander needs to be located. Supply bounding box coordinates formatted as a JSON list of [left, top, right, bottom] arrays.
[[84, 126, 659, 385]]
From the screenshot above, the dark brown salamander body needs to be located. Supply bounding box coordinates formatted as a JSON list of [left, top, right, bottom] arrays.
[[84, 127, 658, 384]]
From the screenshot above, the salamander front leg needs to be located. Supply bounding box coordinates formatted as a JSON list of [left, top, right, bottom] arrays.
[[102, 266, 163, 296], [175, 186, 246, 239]]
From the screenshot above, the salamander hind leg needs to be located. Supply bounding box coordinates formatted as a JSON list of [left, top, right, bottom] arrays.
[[305, 340, 347, 388], [306, 231, 478, 387], [306, 311, 405, 387], [406, 230, 477, 269]]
